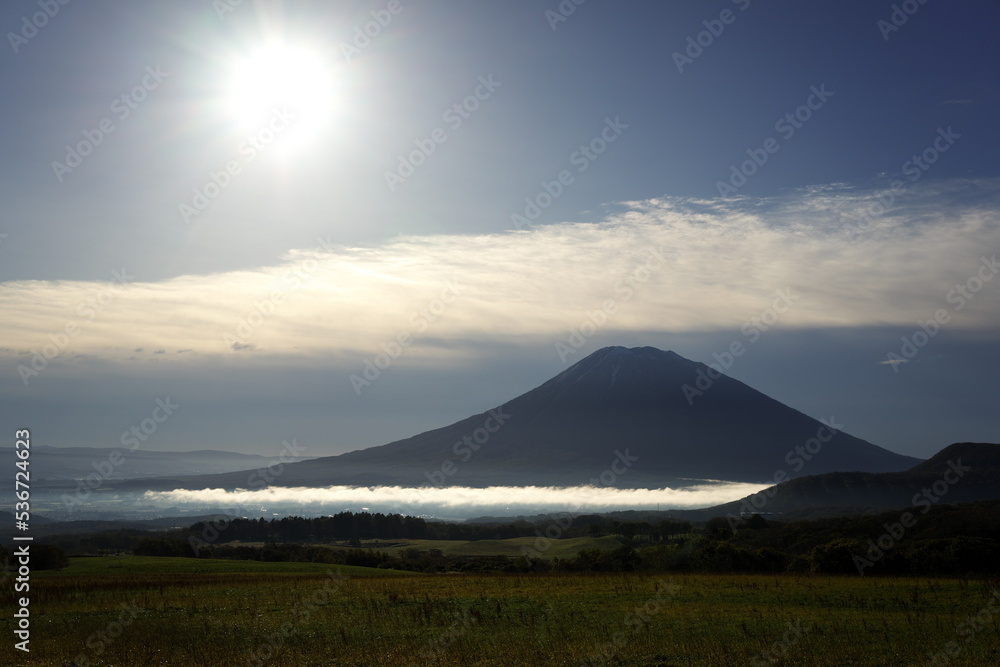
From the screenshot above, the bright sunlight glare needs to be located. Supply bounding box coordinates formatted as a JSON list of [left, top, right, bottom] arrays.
[[224, 43, 337, 141]]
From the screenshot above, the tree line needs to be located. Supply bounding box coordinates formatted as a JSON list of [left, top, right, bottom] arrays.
[[23, 498, 1000, 577]]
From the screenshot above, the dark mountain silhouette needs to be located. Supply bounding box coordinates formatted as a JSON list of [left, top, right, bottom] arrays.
[[115, 346, 919, 491], [709, 442, 1000, 519]]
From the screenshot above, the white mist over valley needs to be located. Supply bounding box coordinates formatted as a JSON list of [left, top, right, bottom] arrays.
[[142, 481, 770, 520]]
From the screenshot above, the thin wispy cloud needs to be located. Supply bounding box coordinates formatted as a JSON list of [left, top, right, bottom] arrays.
[[2, 179, 998, 368]]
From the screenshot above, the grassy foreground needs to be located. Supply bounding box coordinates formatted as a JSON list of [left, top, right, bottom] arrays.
[[2, 556, 998, 666]]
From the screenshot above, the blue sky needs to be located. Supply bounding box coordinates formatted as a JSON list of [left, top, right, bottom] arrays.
[[1, 0, 998, 461]]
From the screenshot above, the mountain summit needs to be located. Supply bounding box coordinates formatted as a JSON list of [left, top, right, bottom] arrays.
[[150, 346, 920, 490], [402, 344, 919, 485]]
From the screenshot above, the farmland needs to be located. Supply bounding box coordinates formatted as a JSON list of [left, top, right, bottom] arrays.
[[2, 555, 998, 666]]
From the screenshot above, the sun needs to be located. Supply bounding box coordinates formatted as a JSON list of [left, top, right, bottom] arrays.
[[224, 42, 337, 139]]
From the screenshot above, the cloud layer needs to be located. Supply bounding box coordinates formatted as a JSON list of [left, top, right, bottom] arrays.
[[3, 179, 998, 368], [142, 481, 771, 515]]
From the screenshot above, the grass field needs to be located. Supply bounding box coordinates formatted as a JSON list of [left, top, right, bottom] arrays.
[[2, 556, 998, 666], [220, 535, 625, 559]]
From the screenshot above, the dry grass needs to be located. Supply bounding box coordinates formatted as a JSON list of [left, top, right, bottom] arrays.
[[1, 556, 998, 665]]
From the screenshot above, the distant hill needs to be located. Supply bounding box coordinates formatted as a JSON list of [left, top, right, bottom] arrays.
[[907, 442, 1000, 474], [112, 346, 919, 492], [0, 511, 227, 538], [708, 442, 1000, 518], [14, 446, 313, 484]]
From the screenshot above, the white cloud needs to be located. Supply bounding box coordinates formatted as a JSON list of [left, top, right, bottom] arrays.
[[142, 482, 770, 513], [2, 179, 998, 365]]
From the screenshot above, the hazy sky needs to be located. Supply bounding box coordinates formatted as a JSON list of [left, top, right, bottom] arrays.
[[1, 1, 998, 461]]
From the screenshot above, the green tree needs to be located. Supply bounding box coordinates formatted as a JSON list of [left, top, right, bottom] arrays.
[[33, 544, 69, 570], [810, 538, 867, 574], [703, 517, 734, 541]]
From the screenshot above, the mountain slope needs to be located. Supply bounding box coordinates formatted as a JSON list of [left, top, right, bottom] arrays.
[[119, 346, 919, 491], [709, 442, 1000, 518]]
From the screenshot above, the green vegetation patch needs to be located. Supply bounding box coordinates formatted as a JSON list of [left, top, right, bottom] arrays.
[[43, 555, 411, 577]]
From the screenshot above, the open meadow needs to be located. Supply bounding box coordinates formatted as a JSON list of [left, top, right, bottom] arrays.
[[2, 556, 998, 666]]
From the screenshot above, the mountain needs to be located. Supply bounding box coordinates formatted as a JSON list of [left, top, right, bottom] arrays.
[[710, 441, 1000, 518], [20, 446, 313, 484], [118, 346, 919, 491]]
